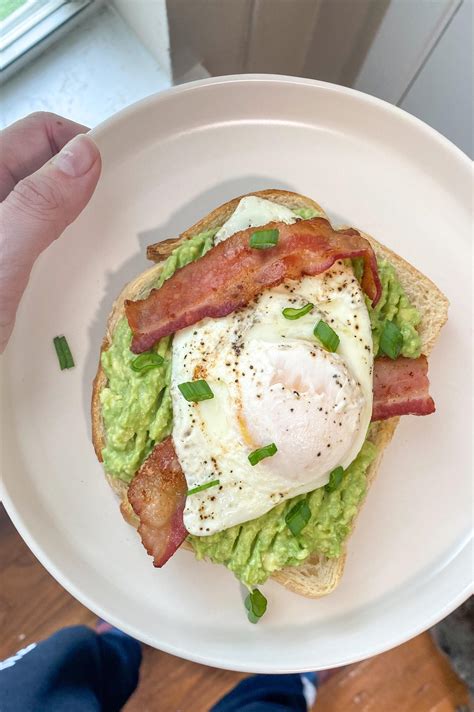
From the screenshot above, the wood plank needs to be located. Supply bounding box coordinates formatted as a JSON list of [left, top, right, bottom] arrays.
[[0, 504, 96, 656], [0, 505, 468, 711], [124, 649, 245, 712], [316, 631, 469, 712]]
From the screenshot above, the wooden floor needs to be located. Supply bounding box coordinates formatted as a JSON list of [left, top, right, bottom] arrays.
[[0, 505, 468, 712]]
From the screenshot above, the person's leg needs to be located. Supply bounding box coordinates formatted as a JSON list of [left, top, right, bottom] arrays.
[[210, 672, 318, 712], [0, 625, 142, 712]]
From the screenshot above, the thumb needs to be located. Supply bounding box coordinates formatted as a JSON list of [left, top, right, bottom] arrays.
[[0, 133, 101, 351]]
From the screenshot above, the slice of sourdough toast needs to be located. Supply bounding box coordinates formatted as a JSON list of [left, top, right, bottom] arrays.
[[91, 189, 448, 597]]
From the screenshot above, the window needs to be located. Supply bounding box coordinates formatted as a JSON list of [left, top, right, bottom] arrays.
[[0, 0, 94, 73]]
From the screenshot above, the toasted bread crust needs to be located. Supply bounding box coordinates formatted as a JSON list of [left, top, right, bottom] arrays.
[[145, 189, 327, 262], [91, 190, 448, 597]]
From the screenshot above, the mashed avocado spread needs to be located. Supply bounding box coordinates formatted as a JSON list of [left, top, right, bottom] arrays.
[[189, 440, 376, 585], [100, 229, 216, 482], [100, 208, 421, 585], [353, 258, 421, 358]]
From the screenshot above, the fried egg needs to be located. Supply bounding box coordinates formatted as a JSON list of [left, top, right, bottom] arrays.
[[170, 198, 373, 536]]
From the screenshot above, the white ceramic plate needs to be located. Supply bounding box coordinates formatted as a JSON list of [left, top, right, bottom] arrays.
[[2, 76, 472, 673]]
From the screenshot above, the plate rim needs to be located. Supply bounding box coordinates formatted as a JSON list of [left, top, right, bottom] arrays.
[[89, 73, 472, 169]]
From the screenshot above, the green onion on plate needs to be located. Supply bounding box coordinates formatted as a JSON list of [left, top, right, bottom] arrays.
[[285, 499, 311, 536], [187, 479, 220, 496], [131, 352, 164, 373], [248, 443, 278, 466], [313, 319, 340, 352], [178, 379, 214, 402], [326, 466, 344, 493], [249, 228, 279, 249], [244, 588, 267, 624], [53, 336, 74, 370], [282, 302, 314, 320], [380, 320, 403, 360]]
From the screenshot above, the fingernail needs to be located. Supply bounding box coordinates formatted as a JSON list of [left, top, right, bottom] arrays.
[[52, 134, 98, 177]]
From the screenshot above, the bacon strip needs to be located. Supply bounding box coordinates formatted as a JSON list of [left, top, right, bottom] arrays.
[[128, 437, 187, 567], [125, 218, 382, 353], [372, 355, 435, 421]]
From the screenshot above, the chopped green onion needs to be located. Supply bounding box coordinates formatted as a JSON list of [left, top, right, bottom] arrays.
[[59, 337, 74, 369], [380, 320, 403, 360], [244, 588, 267, 624], [326, 466, 344, 493], [313, 319, 340, 352], [130, 352, 164, 373], [53, 336, 74, 370], [282, 302, 314, 320], [60, 338, 74, 369], [285, 499, 311, 536], [249, 228, 279, 249], [187, 479, 220, 496], [178, 379, 214, 402], [248, 443, 278, 466], [53, 337, 66, 370]]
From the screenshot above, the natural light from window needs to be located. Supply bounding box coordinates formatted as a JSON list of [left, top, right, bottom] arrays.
[[0, 0, 29, 23], [0, 0, 91, 72]]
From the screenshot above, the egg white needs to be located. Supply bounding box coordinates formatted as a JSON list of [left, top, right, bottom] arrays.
[[170, 198, 373, 536], [214, 195, 298, 244]]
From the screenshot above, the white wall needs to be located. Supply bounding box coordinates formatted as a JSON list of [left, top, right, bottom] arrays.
[[112, 0, 171, 79], [354, 0, 461, 104], [399, 0, 473, 158], [354, 0, 472, 157]]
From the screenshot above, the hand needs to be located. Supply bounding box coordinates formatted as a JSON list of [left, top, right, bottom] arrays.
[[0, 112, 101, 352]]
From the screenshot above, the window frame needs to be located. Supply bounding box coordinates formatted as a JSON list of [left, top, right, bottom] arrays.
[[1, 0, 97, 75]]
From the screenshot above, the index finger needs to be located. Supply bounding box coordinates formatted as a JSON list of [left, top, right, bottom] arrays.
[[0, 112, 89, 201]]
